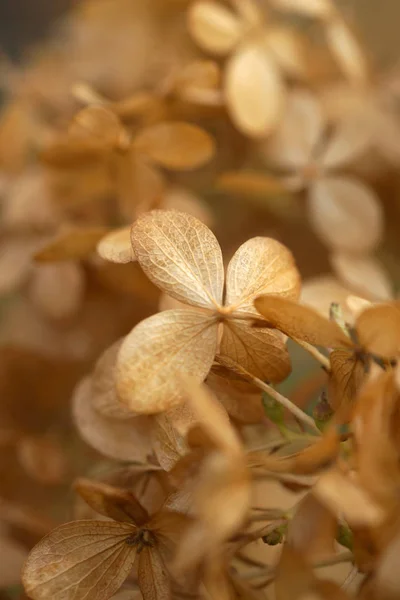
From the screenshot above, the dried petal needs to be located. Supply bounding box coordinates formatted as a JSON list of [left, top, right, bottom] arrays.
[[226, 44, 284, 138], [356, 302, 400, 358], [163, 186, 213, 227], [226, 237, 301, 316], [133, 122, 214, 170], [72, 377, 153, 461], [308, 176, 383, 253], [34, 227, 108, 262], [138, 546, 171, 600], [271, 0, 334, 18], [220, 320, 291, 382], [326, 19, 368, 85], [254, 295, 351, 348], [0, 237, 36, 293], [22, 521, 137, 600], [17, 436, 67, 485], [188, 1, 244, 56], [131, 210, 224, 309], [116, 310, 219, 414], [320, 116, 373, 169], [29, 262, 85, 320], [97, 227, 135, 264], [74, 478, 149, 525], [331, 252, 393, 302], [329, 348, 364, 414], [70, 105, 129, 150], [263, 89, 323, 169], [217, 171, 286, 197], [153, 413, 189, 471]]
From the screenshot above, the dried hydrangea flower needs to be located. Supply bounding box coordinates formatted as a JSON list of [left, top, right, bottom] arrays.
[[263, 89, 383, 255], [116, 209, 300, 413]]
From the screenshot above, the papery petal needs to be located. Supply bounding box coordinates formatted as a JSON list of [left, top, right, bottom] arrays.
[[97, 227, 135, 264], [188, 1, 244, 56]]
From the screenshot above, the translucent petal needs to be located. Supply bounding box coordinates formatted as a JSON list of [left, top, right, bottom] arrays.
[[188, 1, 244, 56]]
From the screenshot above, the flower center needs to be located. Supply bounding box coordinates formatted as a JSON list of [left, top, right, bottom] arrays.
[[126, 528, 155, 552]]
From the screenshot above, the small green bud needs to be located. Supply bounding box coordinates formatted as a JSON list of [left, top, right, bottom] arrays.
[[337, 524, 354, 551]]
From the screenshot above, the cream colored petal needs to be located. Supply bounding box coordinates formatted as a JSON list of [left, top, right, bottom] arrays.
[[92, 340, 135, 420], [0, 237, 36, 294], [116, 310, 219, 414], [270, 0, 334, 19], [301, 274, 354, 322], [188, 1, 244, 56], [131, 210, 224, 309], [29, 262, 85, 320], [220, 319, 291, 382], [225, 44, 284, 138], [97, 227, 135, 264], [265, 27, 308, 79], [308, 176, 383, 253], [331, 252, 393, 302], [72, 377, 153, 461], [320, 115, 373, 169], [261, 89, 323, 169], [225, 236, 300, 316], [325, 19, 369, 85]]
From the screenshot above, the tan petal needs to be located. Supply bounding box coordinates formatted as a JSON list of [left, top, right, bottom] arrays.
[[163, 186, 213, 227], [74, 478, 149, 525], [97, 227, 135, 264], [356, 302, 400, 358], [301, 275, 354, 322], [329, 349, 364, 414], [331, 252, 393, 302], [131, 210, 224, 309], [17, 436, 67, 485], [72, 377, 153, 461], [308, 176, 383, 253], [133, 122, 215, 171], [70, 105, 129, 151], [138, 546, 171, 600], [225, 44, 284, 138], [254, 295, 352, 348], [265, 27, 308, 79], [226, 237, 300, 316], [373, 528, 400, 600], [92, 340, 134, 420], [262, 89, 323, 169], [22, 520, 137, 600], [116, 310, 219, 414], [270, 0, 334, 18], [313, 468, 385, 527], [29, 262, 85, 320], [287, 493, 337, 561], [220, 319, 291, 382], [326, 19, 369, 85], [320, 115, 373, 169], [216, 171, 286, 197], [207, 371, 264, 423], [34, 227, 108, 262], [188, 1, 244, 56], [153, 413, 189, 471], [178, 378, 237, 456], [0, 237, 36, 294]]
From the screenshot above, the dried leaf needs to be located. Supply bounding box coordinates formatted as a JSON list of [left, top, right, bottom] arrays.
[[308, 176, 383, 253], [97, 227, 135, 264], [254, 295, 351, 348], [72, 377, 153, 461], [356, 302, 400, 358], [226, 44, 284, 138], [74, 479, 149, 525], [220, 319, 291, 382], [22, 520, 137, 600], [133, 122, 215, 170], [225, 237, 301, 316], [131, 210, 224, 309], [331, 252, 392, 302], [188, 1, 244, 56], [138, 546, 171, 600], [116, 310, 219, 414], [34, 227, 108, 262]]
